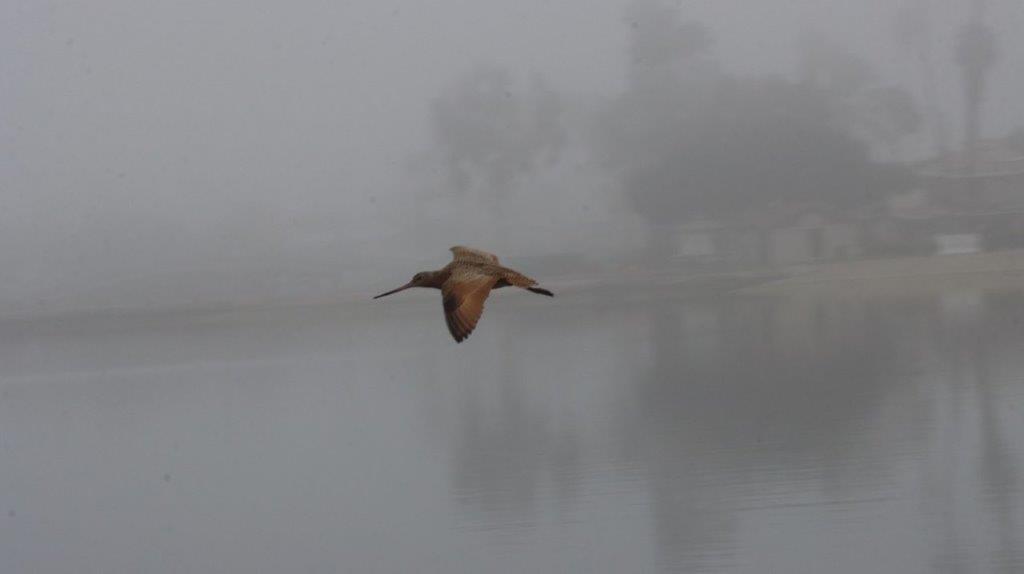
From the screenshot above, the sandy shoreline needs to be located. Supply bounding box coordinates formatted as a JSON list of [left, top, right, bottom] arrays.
[[4, 249, 1024, 324], [737, 249, 1024, 296]]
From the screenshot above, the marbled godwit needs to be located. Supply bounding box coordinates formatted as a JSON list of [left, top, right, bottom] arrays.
[[373, 246, 554, 342]]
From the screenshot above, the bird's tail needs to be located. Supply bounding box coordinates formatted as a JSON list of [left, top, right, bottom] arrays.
[[527, 286, 554, 297]]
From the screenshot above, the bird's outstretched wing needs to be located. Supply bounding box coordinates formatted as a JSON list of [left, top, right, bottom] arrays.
[[449, 246, 499, 265], [442, 268, 497, 343]]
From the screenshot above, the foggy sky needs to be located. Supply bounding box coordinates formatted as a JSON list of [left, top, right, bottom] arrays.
[[2, 0, 1022, 314]]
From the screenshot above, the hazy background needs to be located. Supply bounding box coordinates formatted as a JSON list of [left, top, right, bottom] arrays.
[[4, 3, 1024, 573], [3, 0, 1023, 315]]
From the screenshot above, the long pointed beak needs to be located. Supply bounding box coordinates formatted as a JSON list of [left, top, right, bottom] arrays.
[[373, 282, 414, 299]]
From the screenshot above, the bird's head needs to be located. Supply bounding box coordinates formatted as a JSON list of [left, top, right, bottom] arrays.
[[373, 271, 435, 299]]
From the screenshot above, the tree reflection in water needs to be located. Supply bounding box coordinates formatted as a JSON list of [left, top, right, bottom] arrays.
[[445, 292, 1024, 573]]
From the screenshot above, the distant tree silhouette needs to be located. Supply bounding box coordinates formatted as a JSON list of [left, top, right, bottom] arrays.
[[893, 0, 951, 153], [595, 6, 914, 228], [623, 1, 712, 72], [798, 30, 921, 159], [623, 77, 908, 224], [430, 65, 566, 201]]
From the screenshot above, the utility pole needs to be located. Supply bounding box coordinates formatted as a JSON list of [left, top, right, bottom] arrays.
[[955, 0, 996, 186]]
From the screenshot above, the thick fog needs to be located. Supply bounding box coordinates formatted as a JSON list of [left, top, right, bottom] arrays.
[[6, 3, 1024, 573], [3, 0, 1023, 314]]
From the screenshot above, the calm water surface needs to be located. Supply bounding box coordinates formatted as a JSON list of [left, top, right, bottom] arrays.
[[1, 289, 1022, 573]]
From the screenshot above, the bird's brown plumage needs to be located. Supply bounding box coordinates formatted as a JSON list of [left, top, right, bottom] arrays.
[[374, 246, 553, 342], [442, 267, 497, 343], [448, 246, 500, 265]]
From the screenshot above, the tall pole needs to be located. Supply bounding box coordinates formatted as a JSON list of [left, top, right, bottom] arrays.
[[955, 0, 995, 188]]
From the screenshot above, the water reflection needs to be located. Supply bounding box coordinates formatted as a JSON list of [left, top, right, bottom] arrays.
[[1, 291, 1022, 573], [448, 292, 1023, 573], [616, 296, 912, 572], [927, 293, 1024, 573], [451, 328, 584, 528]]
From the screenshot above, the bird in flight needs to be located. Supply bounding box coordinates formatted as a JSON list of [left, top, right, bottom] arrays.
[[373, 246, 554, 342]]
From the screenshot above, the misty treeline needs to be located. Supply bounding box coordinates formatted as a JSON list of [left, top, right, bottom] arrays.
[[431, 67, 566, 200], [423, 1, 923, 229]]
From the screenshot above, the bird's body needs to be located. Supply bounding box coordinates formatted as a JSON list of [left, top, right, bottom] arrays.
[[373, 246, 553, 342]]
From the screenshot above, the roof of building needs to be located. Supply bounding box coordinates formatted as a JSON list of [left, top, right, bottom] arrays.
[[915, 138, 1024, 179]]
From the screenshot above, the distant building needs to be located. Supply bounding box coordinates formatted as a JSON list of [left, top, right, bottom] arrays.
[[660, 204, 864, 270], [880, 137, 1024, 254], [757, 212, 861, 266], [649, 137, 1024, 267], [914, 138, 1024, 210]]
